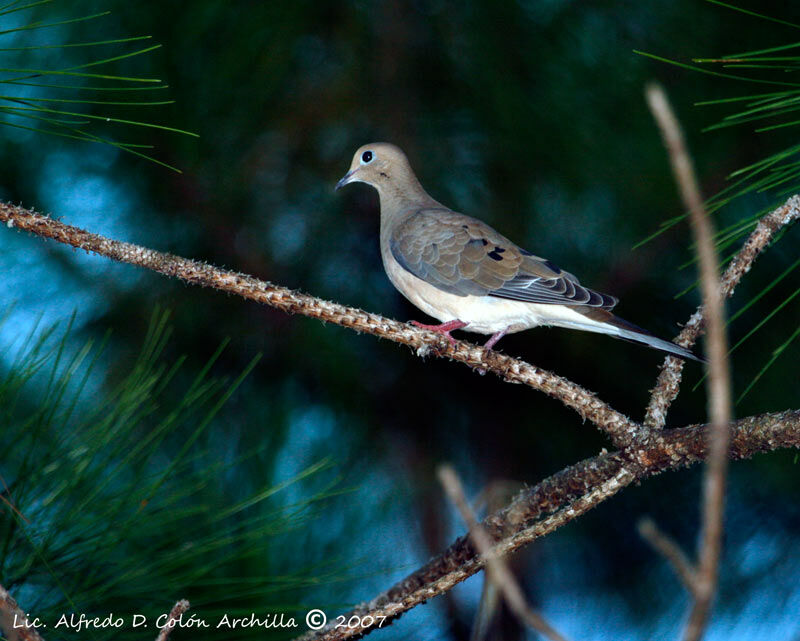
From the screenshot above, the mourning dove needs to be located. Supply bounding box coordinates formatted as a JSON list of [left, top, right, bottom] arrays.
[[336, 142, 701, 361]]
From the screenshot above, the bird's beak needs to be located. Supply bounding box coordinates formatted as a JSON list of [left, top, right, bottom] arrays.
[[335, 168, 356, 191]]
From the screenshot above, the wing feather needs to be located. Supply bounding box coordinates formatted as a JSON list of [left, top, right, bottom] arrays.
[[389, 208, 617, 310]]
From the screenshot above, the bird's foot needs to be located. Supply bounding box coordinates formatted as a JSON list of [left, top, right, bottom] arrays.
[[476, 327, 510, 375], [483, 328, 508, 351], [410, 319, 467, 347]]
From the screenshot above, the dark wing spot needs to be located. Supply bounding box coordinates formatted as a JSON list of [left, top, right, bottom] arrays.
[[466, 238, 487, 250], [493, 246, 506, 253], [480, 238, 488, 246], [487, 250, 504, 261], [462, 224, 469, 229], [543, 259, 561, 274]]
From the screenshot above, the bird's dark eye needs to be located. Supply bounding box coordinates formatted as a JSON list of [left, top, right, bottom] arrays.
[[361, 150, 373, 163]]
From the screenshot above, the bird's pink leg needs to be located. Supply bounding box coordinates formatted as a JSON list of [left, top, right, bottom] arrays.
[[483, 326, 509, 351], [410, 319, 467, 347]]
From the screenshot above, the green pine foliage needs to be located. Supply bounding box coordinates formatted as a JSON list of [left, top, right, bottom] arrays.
[[0, 309, 344, 640], [0, 0, 196, 171], [636, 0, 800, 403]]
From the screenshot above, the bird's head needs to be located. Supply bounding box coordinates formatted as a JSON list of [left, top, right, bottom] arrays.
[[335, 142, 414, 193]]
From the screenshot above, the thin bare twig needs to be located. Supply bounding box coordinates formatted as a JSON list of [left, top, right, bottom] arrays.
[[156, 600, 190, 641], [0, 472, 29, 524], [644, 194, 800, 429], [646, 83, 732, 641], [296, 410, 800, 641], [469, 479, 522, 641], [437, 465, 571, 641], [0, 202, 639, 447], [637, 518, 697, 593], [0, 583, 44, 641]]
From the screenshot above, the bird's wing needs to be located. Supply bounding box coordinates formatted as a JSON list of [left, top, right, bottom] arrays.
[[389, 208, 617, 309]]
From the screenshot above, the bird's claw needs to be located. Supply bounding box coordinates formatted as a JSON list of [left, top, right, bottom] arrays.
[[409, 319, 467, 348]]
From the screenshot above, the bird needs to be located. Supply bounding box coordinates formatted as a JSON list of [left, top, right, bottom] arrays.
[[335, 142, 701, 361]]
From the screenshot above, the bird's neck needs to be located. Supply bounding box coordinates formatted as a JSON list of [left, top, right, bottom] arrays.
[[377, 176, 442, 225]]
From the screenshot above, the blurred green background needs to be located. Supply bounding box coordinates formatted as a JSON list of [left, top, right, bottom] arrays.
[[1, 1, 798, 640]]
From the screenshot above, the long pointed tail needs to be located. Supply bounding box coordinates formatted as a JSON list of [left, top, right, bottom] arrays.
[[559, 308, 705, 362], [603, 314, 704, 362]]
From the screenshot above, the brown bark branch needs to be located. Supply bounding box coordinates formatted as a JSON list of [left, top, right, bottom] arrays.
[[644, 194, 800, 429], [437, 464, 571, 641], [0, 201, 638, 447], [646, 83, 733, 641], [296, 409, 800, 641], [155, 600, 190, 641], [0, 583, 45, 641]]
